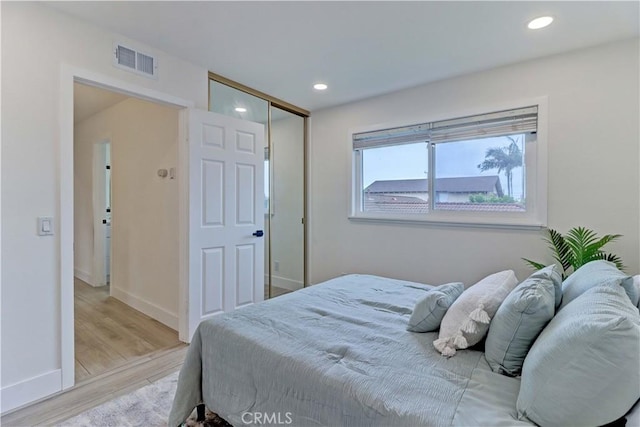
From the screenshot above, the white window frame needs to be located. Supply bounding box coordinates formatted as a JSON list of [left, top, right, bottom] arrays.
[[349, 98, 548, 229]]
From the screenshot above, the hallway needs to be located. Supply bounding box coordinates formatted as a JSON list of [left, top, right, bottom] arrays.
[[74, 278, 181, 382]]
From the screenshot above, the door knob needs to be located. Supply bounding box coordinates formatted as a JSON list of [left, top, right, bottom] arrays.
[[253, 230, 264, 237]]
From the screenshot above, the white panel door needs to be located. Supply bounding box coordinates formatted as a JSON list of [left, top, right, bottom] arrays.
[[188, 109, 264, 339]]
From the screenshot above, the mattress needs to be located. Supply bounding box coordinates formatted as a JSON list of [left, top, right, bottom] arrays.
[[169, 274, 532, 427]]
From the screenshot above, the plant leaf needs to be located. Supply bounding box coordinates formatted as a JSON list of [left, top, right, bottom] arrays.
[[583, 234, 621, 263], [522, 258, 547, 271], [545, 228, 572, 273], [593, 252, 626, 272], [564, 227, 598, 269]]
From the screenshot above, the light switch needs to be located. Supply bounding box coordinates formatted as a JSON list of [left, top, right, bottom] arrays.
[[38, 216, 54, 236]]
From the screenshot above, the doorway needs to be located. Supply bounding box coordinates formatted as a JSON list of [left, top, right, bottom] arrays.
[[72, 82, 182, 382], [92, 139, 110, 287], [61, 67, 290, 391]]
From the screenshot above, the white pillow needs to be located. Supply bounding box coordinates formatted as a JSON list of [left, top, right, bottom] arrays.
[[635, 275, 640, 309], [434, 270, 518, 357]]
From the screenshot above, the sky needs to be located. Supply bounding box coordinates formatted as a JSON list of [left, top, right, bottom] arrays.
[[362, 134, 525, 200]]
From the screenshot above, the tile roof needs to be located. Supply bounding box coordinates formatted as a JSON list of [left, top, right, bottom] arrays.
[[363, 194, 430, 214], [434, 202, 525, 212], [363, 194, 525, 214], [364, 176, 504, 196]]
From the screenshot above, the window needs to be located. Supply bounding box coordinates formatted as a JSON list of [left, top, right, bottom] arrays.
[[351, 103, 546, 227]]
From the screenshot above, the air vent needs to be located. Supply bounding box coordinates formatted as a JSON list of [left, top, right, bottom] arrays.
[[113, 42, 158, 79], [137, 52, 155, 75], [116, 45, 136, 69]]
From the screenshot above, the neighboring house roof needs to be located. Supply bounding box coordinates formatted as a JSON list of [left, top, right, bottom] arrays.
[[363, 194, 525, 213], [363, 194, 429, 214], [434, 202, 525, 212], [364, 176, 504, 197], [364, 194, 426, 204]]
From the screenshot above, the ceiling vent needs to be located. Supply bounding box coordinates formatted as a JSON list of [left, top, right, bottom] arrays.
[[113, 42, 158, 79]]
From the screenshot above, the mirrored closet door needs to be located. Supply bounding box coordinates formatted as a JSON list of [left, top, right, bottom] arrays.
[[209, 77, 307, 300], [269, 107, 305, 296]]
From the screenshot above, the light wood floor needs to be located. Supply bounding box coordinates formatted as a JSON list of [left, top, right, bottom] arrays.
[[1, 279, 186, 426], [0, 345, 188, 427], [1, 281, 290, 426], [74, 278, 182, 382]]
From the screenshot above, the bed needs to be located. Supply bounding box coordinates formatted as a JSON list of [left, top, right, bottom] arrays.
[[168, 274, 546, 426]]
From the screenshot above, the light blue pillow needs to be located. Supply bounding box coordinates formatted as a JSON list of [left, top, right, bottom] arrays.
[[485, 267, 556, 376], [561, 260, 637, 308], [529, 264, 563, 308], [407, 282, 464, 332], [517, 284, 640, 426]]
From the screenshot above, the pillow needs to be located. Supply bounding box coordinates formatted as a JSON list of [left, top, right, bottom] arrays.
[[517, 284, 640, 426], [561, 260, 637, 308], [529, 264, 563, 308], [634, 275, 640, 309], [407, 282, 464, 332], [433, 270, 518, 357], [484, 266, 557, 376]]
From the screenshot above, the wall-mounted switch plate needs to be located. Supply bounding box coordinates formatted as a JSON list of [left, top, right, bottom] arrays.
[[38, 217, 54, 236]]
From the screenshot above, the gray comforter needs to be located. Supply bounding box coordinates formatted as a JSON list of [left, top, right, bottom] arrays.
[[169, 274, 531, 427]]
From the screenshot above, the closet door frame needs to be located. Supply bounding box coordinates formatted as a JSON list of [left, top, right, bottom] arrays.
[[208, 72, 310, 296]]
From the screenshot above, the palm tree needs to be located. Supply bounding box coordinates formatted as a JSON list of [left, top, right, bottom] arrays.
[[477, 136, 523, 198]]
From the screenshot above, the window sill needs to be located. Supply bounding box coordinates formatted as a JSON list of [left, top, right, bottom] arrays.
[[348, 215, 545, 230]]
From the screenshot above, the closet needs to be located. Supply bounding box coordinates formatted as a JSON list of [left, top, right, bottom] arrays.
[[209, 75, 308, 298]]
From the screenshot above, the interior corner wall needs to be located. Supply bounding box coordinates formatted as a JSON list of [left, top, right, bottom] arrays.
[[309, 38, 640, 287], [73, 117, 98, 284], [270, 115, 305, 290], [1, 1, 206, 412], [74, 98, 180, 328]]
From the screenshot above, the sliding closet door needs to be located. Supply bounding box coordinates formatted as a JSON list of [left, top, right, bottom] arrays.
[[269, 107, 304, 295], [209, 78, 307, 299]]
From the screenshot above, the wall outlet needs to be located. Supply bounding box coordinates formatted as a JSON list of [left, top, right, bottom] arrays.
[[274, 261, 280, 272]]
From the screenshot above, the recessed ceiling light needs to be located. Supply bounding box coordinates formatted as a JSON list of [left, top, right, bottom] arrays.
[[313, 83, 328, 91], [235, 107, 247, 113], [527, 16, 553, 30]]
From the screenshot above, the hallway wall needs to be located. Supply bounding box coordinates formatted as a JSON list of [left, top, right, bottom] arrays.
[[74, 97, 180, 328]]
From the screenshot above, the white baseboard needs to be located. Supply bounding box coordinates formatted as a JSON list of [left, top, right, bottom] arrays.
[[74, 268, 96, 287], [1, 369, 61, 414], [271, 275, 304, 291], [111, 287, 178, 330]]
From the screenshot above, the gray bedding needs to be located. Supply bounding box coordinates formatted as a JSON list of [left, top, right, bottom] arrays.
[[169, 274, 531, 427]]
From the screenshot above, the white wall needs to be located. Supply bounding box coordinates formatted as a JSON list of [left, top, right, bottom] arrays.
[[1, 2, 206, 412], [270, 114, 305, 290], [73, 115, 99, 282], [310, 38, 640, 286], [74, 98, 180, 328]]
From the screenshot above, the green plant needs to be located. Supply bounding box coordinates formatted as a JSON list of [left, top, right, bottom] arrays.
[[523, 226, 625, 279], [469, 193, 516, 204]]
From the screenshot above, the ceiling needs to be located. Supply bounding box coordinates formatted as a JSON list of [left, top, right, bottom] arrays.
[[74, 82, 128, 123], [50, 1, 639, 112]]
